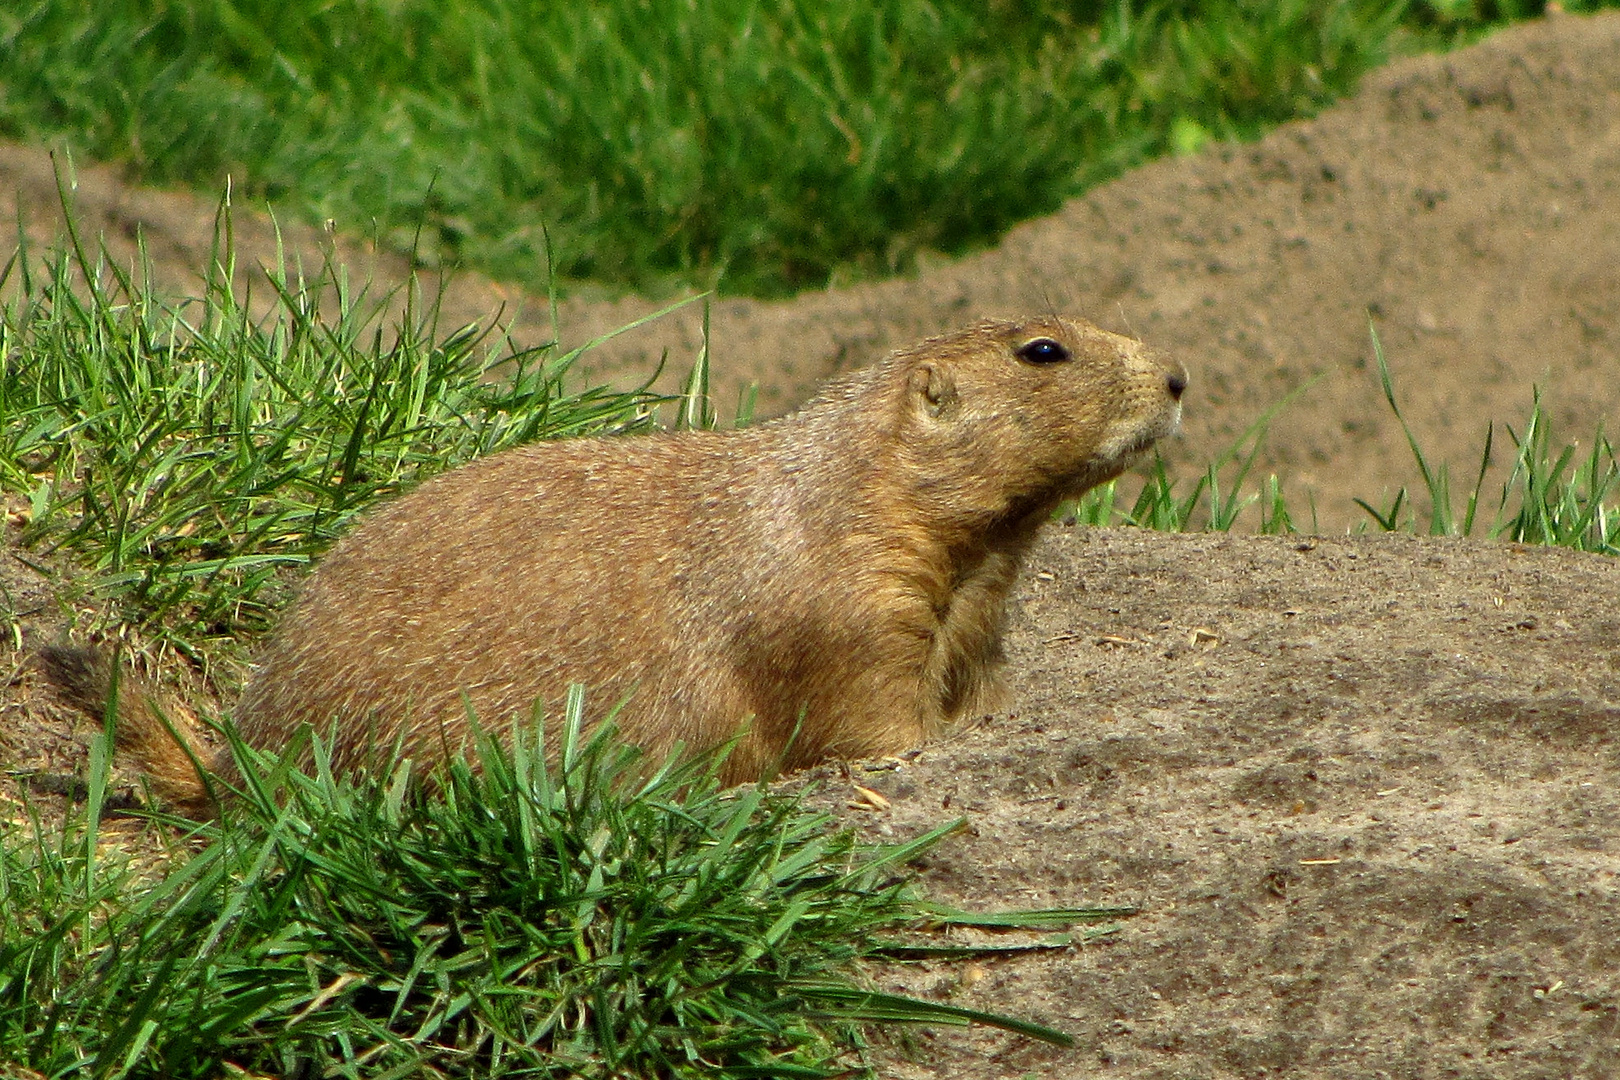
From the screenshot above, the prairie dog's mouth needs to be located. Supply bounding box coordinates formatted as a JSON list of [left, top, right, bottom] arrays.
[[1097, 401, 1183, 464]]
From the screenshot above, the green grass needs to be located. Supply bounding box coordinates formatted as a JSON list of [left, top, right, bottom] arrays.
[[2, 692, 1119, 1078], [3, 0, 1609, 297], [1071, 326, 1620, 554], [1351, 325, 1620, 552], [0, 198, 687, 656]]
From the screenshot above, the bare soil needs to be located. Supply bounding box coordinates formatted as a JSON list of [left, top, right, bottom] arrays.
[[812, 529, 1620, 1079], [3, 11, 1619, 1078]]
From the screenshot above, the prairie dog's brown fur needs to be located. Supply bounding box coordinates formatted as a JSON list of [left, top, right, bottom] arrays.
[[42, 316, 1185, 816]]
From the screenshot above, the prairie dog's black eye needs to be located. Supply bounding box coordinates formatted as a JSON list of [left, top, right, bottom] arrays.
[[1015, 338, 1071, 364]]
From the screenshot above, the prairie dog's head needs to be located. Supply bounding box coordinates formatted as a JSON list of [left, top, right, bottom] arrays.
[[895, 315, 1186, 515]]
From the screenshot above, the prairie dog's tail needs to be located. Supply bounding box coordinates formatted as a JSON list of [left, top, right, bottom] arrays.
[[37, 644, 221, 818]]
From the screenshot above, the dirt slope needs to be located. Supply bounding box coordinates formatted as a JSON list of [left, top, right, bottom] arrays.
[[556, 10, 1620, 531], [802, 529, 1620, 1078]]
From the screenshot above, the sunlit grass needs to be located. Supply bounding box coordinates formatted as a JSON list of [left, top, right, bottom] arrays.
[[1, 200, 675, 654], [1353, 324, 1619, 553], [5, 0, 1608, 297], [1073, 328, 1617, 553], [1, 692, 1118, 1078]]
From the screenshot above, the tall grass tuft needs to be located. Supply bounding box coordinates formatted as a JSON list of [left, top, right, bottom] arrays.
[[2, 692, 1117, 1078], [1072, 377, 1319, 535], [1354, 325, 1619, 554], [0, 198, 669, 652]]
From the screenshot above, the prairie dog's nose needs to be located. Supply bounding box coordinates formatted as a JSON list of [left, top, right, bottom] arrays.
[[1166, 364, 1188, 401]]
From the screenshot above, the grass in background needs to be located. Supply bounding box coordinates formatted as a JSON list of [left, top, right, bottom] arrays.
[[1, 691, 1118, 1078], [1072, 326, 1620, 555], [3, 0, 1609, 297], [1353, 325, 1619, 553]]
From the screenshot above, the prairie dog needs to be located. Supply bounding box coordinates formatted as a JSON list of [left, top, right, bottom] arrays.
[[43, 316, 1186, 815]]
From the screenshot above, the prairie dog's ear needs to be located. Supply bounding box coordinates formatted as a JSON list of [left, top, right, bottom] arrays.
[[909, 362, 957, 418]]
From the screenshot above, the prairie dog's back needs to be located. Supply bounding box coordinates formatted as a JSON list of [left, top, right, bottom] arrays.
[[237, 427, 820, 777]]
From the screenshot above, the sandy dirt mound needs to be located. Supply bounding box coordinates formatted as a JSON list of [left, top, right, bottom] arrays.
[[557, 11, 1620, 531], [807, 529, 1620, 1078]]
